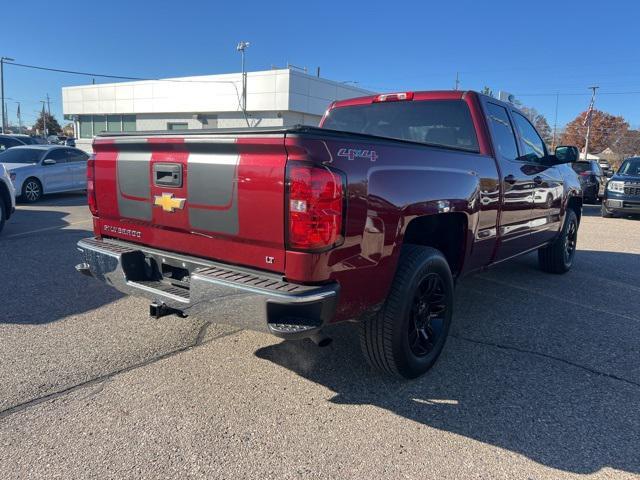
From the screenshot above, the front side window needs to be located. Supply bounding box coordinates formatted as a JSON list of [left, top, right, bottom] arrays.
[[486, 103, 518, 161], [0, 148, 43, 163], [322, 100, 479, 151], [513, 111, 545, 161]]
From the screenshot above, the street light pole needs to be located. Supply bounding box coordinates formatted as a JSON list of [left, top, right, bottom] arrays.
[[0, 56, 15, 134], [236, 41, 250, 121]]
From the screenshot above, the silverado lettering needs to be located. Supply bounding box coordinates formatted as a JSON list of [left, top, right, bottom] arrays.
[[76, 90, 583, 379]]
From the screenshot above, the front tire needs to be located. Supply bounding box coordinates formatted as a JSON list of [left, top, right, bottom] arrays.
[[601, 203, 615, 218], [538, 209, 578, 274], [360, 245, 454, 379], [22, 178, 42, 203]]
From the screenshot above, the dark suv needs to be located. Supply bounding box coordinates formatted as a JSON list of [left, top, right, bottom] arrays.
[[602, 157, 640, 217], [571, 160, 606, 203]]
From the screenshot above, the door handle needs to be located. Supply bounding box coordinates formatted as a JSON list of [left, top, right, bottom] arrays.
[[533, 176, 543, 185], [504, 174, 516, 185]]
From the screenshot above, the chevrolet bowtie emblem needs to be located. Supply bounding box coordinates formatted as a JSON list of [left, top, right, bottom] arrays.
[[154, 193, 186, 213]]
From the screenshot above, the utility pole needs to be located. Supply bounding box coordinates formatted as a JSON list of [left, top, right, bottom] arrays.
[[46, 93, 51, 117], [0, 56, 15, 134], [551, 92, 559, 149], [583, 86, 599, 160], [454, 72, 460, 90]]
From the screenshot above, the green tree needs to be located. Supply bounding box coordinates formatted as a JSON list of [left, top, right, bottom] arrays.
[[34, 111, 62, 135]]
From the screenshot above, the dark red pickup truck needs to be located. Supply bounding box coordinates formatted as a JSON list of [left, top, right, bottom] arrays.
[[76, 90, 582, 378]]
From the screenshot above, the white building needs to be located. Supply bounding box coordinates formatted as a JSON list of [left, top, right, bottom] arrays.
[[62, 68, 372, 152]]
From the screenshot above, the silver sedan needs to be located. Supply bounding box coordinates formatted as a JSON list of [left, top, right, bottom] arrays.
[[0, 145, 89, 202]]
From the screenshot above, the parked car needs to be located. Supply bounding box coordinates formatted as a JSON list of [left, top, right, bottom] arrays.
[[602, 157, 640, 217], [0, 145, 89, 202], [598, 159, 613, 176], [0, 134, 28, 152], [0, 162, 16, 233], [75, 90, 582, 379], [571, 160, 606, 203]]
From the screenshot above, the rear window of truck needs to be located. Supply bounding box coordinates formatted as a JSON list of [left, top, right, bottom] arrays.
[[322, 99, 479, 152]]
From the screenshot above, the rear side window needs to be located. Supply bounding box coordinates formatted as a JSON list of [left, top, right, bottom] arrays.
[[486, 103, 518, 161], [322, 100, 479, 152]]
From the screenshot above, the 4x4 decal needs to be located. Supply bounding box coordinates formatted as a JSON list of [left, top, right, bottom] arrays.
[[337, 148, 378, 162]]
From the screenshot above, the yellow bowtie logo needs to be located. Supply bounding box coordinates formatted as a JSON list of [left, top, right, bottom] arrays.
[[154, 193, 186, 213]]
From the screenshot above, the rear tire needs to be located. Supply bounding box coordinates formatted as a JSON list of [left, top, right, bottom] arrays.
[[538, 209, 578, 274], [359, 245, 454, 379], [22, 178, 42, 203], [0, 196, 6, 234]]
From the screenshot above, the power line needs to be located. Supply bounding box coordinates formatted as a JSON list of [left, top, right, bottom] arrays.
[[8, 62, 146, 81]]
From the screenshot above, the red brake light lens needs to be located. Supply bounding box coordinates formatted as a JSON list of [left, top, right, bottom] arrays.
[[87, 154, 98, 216], [373, 91, 414, 103], [287, 165, 345, 251]]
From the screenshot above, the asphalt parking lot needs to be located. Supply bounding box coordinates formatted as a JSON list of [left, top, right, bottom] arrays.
[[1, 195, 639, 479]]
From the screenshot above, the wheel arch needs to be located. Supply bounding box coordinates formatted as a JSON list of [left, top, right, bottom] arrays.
[[401, 212, 469, 277], [0, 181, 12, 219], [566, 194, 582, 224]]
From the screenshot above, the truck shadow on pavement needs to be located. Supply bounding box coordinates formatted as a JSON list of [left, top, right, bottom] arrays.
[[255, 250, 640, 475], [0, 207, 123, 324]]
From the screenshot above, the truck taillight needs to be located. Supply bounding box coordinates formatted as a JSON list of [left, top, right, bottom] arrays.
[[87, 154, 98, 216], [373, 92, 414, 103], [287, 165, 345, 251]]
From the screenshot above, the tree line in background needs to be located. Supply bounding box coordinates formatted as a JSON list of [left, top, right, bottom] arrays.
[[481, 86, 640, 169]]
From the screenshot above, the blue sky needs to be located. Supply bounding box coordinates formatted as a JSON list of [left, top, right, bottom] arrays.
[[1, 0, 638, 129]]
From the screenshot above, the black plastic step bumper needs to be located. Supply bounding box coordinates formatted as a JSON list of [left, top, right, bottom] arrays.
[[76, 237, 339, 339]]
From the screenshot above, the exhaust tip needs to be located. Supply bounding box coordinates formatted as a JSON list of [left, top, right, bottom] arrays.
[[75, 263, 92, 277], [310, 332, 332, 347]]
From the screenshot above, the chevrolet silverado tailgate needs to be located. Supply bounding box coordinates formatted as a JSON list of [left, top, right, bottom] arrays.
[[91, 133, 287, 273]]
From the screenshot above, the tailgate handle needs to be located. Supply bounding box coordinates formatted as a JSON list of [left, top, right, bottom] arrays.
[[153, 163, 182, 188]]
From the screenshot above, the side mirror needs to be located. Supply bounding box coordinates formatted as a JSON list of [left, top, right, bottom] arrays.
[[554, 145, 579, 164], [42, 158, 57, 165], [606, 170, 614, 178]]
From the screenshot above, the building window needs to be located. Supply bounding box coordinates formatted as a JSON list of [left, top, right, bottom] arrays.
[[93, 115, 106, 136], [79, 116, 92, 138], [107, 115, 121, 132], [167, 122, 188, 131], [123, 115, 136, 132], [78, 114, 137, 138]]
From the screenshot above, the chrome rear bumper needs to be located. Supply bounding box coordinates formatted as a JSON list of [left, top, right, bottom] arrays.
[[76, 237, 339, 338]]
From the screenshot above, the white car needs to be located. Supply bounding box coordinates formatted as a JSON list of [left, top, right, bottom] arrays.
[[0, 162, 16, 234]]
